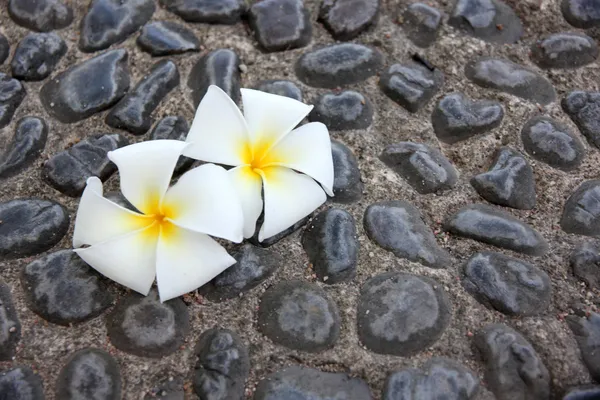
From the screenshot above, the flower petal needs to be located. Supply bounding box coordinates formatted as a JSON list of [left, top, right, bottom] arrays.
[[258, 166, 327, 241], [74, 224, 159, 296], [108, 140, 187, 215], [184, 85, 249, 166], [162, 164, 244, 242], [228, 166, 263, 239], [156, 225, 236, 302], [263, 122, 334, 196]]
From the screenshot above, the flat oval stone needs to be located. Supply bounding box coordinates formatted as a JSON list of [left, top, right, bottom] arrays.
[[42, 133, 128, 197], [295, 43, 384, 88], [564, 386, 600, 400], [255, 79, 302, 101], [403, 3, 442, 48], [193, 328, 249, 400], [106, 60, 179, 135], [475, 324, 550, 400], [11, 32, 67, 81], [257, 280, 340, 352], [106, 289, 190, 358], [444, 204, 548, 256], [432, 92, 504, 144], [562, 91, 600, 149], [302, 209, 358, 284], [188, 49, 240, 106], [471, 147, 537, 210], [137, 21, 200, 56], [40, 49, 130, 124], [567, 311, 600, 381], [380, 142, 458, 194], [249, 0, 312, 52], [0, 34, 9, 65], [448, 0, 522, 44], [562, 0, 600, 29], [561, 180, 600, 236], [465, 58, 556, 105], [0, 366, 44, 400], [0, 283, 21, 361], [571, 241, 600, 288], [79, 0, 155, 52], [309, 90, 373, 130], [254, 366, 372, 400], [149, 116, 194, 174], [0, 73, 26, 130], [0, 199, 69, 260], [8, 0, 73, 32], [319, 0, 380, 41], [364, 200, 450, 268], [21, 250, 113, 325], [531, 32, 598, 69], [521, 116, 585, 171], [159, 0, 246, 24], [358, 272, 451, 356], [0, 117, 48, 180], [380, 61, 443, 113], [56, 348, 121, 400], [331, 139, 362, 203], [199, 244, 281, 302]]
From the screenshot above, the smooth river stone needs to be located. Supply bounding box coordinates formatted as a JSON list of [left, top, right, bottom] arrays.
[[562, 91, 600, 149], [319, 0, 380, 41], [8, 0, 73, 32], [255, 79, 302, 101], [567, 311, 600, 381], [0, 117, 48, 180], [0, 73, 26, 130], [11, 32, 67, 81], [188, 49, 240, 106], [149, 116, 194, 174], [561, 180, 600, 237], [0, 366, 44, 400], [0, 283, 21, 361], [331, 139, 362, 203], [448, 0, 523, 44], [309, 90, 373, 130], [137, 21, 200, 56], [531, 32, 598, 69], [0, 34, 9, 65], [562, 0, 600, 29], [570, 241, 600, 288], [403, 3, 442, 48], [249, 0, 312, 52], [159, 0, 247, 24]]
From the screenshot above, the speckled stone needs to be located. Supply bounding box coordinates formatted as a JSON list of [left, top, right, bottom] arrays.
[[0, 283, 20, 361], [258, 280, 340, 352], [8, 0, 73, 32], [561, 180, 600, 237], [159, 0, 246, 24], [137, 21, 200, 56], [0, 117, 48, 180], [357, 272, 451, 356], [0, 366, 44, 400], [11, 32, 66, 81], [255, 79, 302, 101], [465, 57, 556, 105], [188, 49, 240, 106], [331, 139, 362, 203], [0, 73, 26, 130], [562, 91, 600, 149], [448, 0, 523, 44], [149, 116, 194, 174], [0, 34, 9, 65], [319, 0, 379, 40], [562, 0, 600, 29], [567, 311, 600, 381], [309, 91, 373, 130], [563, 385, 600, 400], [531, 32, 598, 69], [571, 241, 600, 288], [403, 3, 443, 48], [249, 0, 312, 52]]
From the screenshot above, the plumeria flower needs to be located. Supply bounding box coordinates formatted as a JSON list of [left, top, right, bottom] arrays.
[[184, 85, 334, 241], [72, 140, 244, 302]]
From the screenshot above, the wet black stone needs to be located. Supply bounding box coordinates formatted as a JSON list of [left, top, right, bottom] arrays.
[[531, 32, 598, 69], [571, 241, 600, 288], [255, 79, 302, 101], [79, 0, 156, 52], [137, 21, 200, 56], [254, 366, 372, 400], [444, 204, 548, 256], [302, 209, 358, 284], [475, 324, 550, 400], [403, 3, 443, 48], [188, 49, 240, 107], [249, 0, 311, 52], [448, 0, 523, 44], [199, 244, 281, 302], [562, 91, 600, 149], [465, 57, 556, 105], [250, 215, 309, 248], [21, 250, 113, 326], [432, 92, 504, 144], [144, 377, 184, 400], [0, 117, 48, 180], [331, 140, 362, 203], [42, 133, 128, 197], [0, 366, 44, 400], [193, 328, 249, 400], [40, 49, 130, 123], [358, 272, 451, 356], [383, 357, 479, 400], [309, 91, 373, 130], [106, 289, 190, 358], [0, 199, 69, 260], [0, 35, 9, 65], [8, 0, 73, 32], [567, 312, 600, 381], [11, 32, 66, 81], [149, 116, 194, 174], [521, 116, 586, 171], [561, 180, 600, 237], [258, 280, 340, 352], [380, 142, 458, 194], [471, 147, 537, 210], [319, 0, 379, 41], [0, 283, 20, 361], [56, 348, 121, 400], [563, 385, 600, 400], [159, 0, 246, 24], [295, 43, 384, 88], [106, 60, 179, 135], [562, 0, 600, 29], [0, 73, 26, 130]]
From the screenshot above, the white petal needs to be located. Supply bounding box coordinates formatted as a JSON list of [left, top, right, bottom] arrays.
[[162, 164, 244, 242], [258, 166, 327, 241], [241, 88, 313, 151], [263, 122, 334, 196], [228, 166, 263, 239], [184, 85, 249, 166], [74, 224, 159, 296], [156, 225, 236, 302], [108, 140, 187, 215], [73, 177, 153, 248]]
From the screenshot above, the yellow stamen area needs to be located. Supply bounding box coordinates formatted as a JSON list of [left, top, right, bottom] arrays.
[[132, 193, 180, 244], [240, 136, 284, 181]]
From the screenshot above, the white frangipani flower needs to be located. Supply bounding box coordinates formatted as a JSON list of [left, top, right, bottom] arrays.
[[72, 140, 244, 302], [184, 85, 334, 241]]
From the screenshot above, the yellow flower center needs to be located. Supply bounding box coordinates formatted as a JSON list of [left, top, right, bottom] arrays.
[[242, 138, 278, 176], [136, 196, 179, 242]]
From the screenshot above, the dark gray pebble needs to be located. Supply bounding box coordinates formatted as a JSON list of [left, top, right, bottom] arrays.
[[11, 32, 66, 81], [309, 90, 373, 130], [249, 0, 311, 52], [403, 3, 442, 48], [319, 0, 379, 41], [0, 366, 44, 400], [159, 0, 246, 24], [255, 79, 302, 101], [149, 116, 194, 174], [331, 139, 362, 203], [561, 180, 600, 237], [188, 49, 240, 106], [0, 283, 20, 361], [0, 73, 26, 130], [8, 0, 73, 32], [562, 0, 600, 29], [0, 117, 48, 180], [567, 311, 600, 381], [448, 0, 523, 44], [562, 91, 600, 149], [531, 32, 598, 69], [563, 385, 600, 400], [137, 21, 200, 56], [0, 34, 9, 65], [571, 241, 600, 288]]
